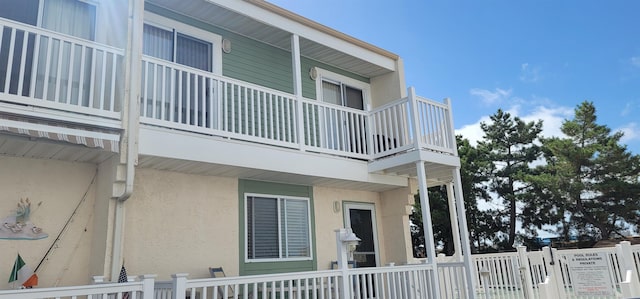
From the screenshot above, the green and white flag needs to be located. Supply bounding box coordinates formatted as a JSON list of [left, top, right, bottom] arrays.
[[9, 254, 38, 288]]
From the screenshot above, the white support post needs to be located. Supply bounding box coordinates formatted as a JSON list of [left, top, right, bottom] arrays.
[[415, 160, 441, 298], [172, 273, 189, 299], [139, 274, 157, 299], [451, 168, 477, 299], [517, 246, 535, 299], [291, 34, 305, 150], [446, 182, 462, 261]]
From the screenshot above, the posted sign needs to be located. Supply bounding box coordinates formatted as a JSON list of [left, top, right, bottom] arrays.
[[567, 252, 614, 296]]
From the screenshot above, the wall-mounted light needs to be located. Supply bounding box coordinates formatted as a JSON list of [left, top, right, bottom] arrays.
[[309, 67, 318, 80], [222, 39, 232, 54], [339, 228, 361, 246]]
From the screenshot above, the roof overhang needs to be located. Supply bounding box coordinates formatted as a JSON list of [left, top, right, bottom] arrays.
[[146, 0, 398, 78]]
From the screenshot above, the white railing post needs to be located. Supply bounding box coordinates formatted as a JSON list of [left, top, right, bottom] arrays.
[[443, 98, 458, 155], [408, 87, 421, 151], [517, 246, 535, 299], [139, 274, 157, 299], [335, 228, 354, 299], [617, 241, 640, 296], [538, 276, 555, 299], [172, 273, 189, 299], [541, 246, 566, 299]]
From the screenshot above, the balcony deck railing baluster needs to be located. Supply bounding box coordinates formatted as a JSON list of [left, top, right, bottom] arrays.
[[0, 18, 124, 120], [0, 17, 456, 162], [138, 56, 456, 161]]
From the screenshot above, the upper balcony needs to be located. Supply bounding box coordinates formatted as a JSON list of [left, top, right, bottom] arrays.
[[0, 0, 460, 188], [137, 55, 459, 179]]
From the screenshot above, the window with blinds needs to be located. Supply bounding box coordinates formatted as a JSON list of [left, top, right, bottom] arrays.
[[246, 195, 311, 261], [321, 79, 364, 110]]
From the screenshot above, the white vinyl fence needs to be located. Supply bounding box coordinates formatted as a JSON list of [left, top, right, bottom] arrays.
[[466, 241, 640, 299], [2, 242, 640, 299]]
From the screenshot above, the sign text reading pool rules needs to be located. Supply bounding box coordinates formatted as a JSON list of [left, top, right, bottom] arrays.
[[567, 252, 614, 296]]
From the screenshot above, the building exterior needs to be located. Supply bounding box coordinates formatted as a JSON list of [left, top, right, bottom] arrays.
[[0, 0, 473, 293]]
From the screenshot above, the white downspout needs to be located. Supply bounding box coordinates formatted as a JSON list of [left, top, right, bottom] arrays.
[[110, 0, 143, 281]]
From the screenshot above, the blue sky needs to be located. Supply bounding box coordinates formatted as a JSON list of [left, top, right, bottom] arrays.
[[268, 0, 640, 154]]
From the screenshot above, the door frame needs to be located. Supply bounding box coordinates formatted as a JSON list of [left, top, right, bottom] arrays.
[[343, 202, 380, 267], [314, 68, 371, 151]]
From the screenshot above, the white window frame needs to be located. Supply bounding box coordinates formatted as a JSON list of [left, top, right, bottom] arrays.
[[314, 68, 371, 111], [144, 12, 223, 75], [244, 193, 313, 263]]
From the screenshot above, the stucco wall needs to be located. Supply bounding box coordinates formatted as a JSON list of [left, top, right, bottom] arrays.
[[313, 186, 387, 269], [0, 156, 97, 289], [380, 186, 415, 265], [0, 158, 414, 286], [123, 168, 239, 280]]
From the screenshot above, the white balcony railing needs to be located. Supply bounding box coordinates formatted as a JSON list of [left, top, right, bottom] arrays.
[[0, 18, 124, 119], [0, 18, 454, 161], [140, 57, 456, 161]]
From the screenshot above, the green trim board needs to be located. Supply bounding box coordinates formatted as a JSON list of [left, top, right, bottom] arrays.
[[238, 180, 317, 275]]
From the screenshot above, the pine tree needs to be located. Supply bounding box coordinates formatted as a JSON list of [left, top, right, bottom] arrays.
[[532, 102, 640, 240], [478, 109, 543, 249], [410, 136, 493, 255]]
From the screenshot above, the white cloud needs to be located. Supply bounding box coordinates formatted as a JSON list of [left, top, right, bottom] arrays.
[[519, 63, 542, 83], [632, 56, 640, 68], [519, 106, 573, 139], [455, 104, 573, 145], [455, 115, 491, 146], [469, 88, 512, 105], [617, 122, 640, 144]]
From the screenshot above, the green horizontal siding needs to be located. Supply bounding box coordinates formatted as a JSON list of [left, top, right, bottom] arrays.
[[146, 4, 294, 94]]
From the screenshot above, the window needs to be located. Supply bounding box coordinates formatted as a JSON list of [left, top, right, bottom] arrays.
[[143, 13, 222, 74], [246, 194, 311, 261], [322, 80, 364, 110], [314, 68, 370, 111], [0, 0, 97, 97], [0, 0, 96, 40]]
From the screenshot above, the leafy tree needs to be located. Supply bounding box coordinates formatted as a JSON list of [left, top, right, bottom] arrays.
[[529, 102, 640, 240], [477, 109, 543, 249]]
